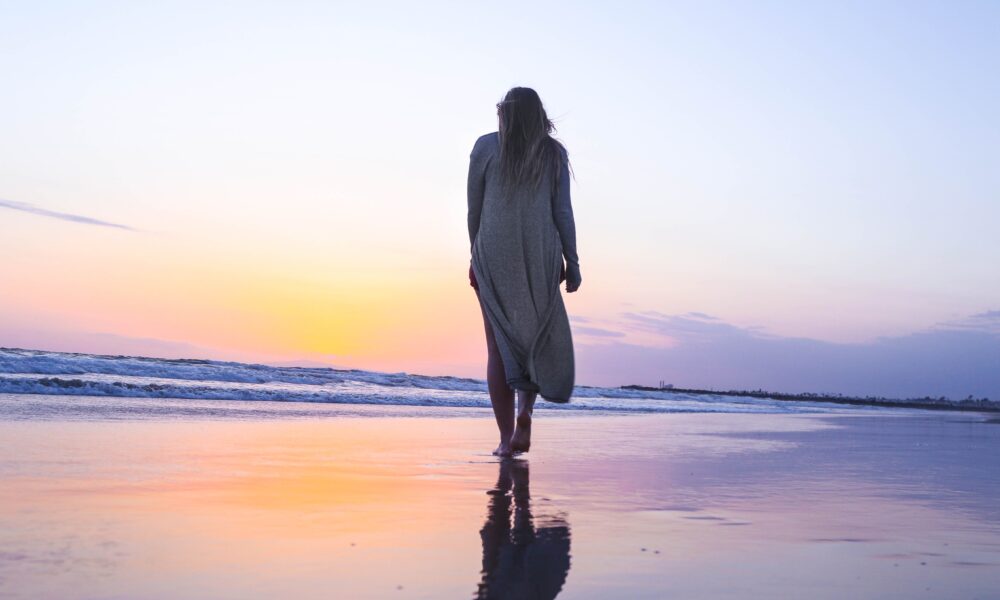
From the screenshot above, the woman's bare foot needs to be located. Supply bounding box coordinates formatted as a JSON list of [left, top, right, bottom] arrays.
[[511, 390, 536, 453], [510, 413, 531, 453], [492, 441, 513, 457]]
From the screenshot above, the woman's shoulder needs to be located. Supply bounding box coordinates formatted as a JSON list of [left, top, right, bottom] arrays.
[[471, 131, 500, 154], [552, 138, 568, 159], [477, 131, 499, 143]]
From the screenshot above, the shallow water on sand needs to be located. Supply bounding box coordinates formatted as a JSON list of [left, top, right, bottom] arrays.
[[0, 396, 998, 599]]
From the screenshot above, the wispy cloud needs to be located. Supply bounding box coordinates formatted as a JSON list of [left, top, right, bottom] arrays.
[[573, 325, 626, 338], [0, 198, 135, 231], [623, 311, 759, 343], [937, 310, 1000, 335]]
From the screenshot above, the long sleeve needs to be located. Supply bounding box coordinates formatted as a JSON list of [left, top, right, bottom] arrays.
[[467, 138, 488, 252], [552, 154, 581, 287]]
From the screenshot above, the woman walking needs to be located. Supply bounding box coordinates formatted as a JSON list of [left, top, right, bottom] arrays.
[[467, 87, 582, 457]]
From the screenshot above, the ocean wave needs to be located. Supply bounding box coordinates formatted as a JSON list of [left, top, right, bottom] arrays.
[[0, 347, 486, 390], [0, 347, 763, 404], [4, 347, 988, 414], [0, 372, 816, 414]]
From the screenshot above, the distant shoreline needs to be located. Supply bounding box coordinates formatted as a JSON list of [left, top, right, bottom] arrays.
[[620, 385, 999, 413]]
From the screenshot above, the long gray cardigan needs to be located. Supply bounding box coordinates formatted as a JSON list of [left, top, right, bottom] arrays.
[[467, 132, 580, 403]]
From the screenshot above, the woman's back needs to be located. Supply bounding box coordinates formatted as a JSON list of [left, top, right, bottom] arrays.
[[470, 132, 565, 295]]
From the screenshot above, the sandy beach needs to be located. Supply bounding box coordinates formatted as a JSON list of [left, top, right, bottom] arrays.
[[1, 394, 998, 599]]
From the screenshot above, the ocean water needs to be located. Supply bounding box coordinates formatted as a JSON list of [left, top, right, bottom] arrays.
[[0, 347, 911, 418]]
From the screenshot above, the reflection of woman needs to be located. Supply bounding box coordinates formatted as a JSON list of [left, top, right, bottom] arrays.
[[475, 460, 571, 599], [468, 87, 582, 456]]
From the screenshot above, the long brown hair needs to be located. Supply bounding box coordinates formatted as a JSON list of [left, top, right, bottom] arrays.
[[496, 87, 568, 193]]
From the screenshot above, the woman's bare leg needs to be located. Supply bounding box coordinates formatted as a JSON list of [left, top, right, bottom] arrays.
[[478, 295, 515, 456], [510, 390, 536, 453]]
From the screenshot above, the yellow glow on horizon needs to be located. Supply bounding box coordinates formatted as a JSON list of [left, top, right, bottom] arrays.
[[212, 268, 479, 358], [0, 220, 487, 369]]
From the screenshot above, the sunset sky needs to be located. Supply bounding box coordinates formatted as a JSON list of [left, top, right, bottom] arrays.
[[2, 1, 998, 398]]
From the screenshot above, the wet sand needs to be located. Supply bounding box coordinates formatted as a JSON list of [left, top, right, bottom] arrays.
[[1, 397, 999, 599]]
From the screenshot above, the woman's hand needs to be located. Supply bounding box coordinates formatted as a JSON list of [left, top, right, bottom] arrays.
[[565, 262, 582, 293]]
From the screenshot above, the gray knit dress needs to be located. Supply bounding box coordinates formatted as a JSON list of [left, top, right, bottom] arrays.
[[467, 132, 580, 403]]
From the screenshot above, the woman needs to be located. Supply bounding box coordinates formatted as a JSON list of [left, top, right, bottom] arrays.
[[467, 87, 582, 457]]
